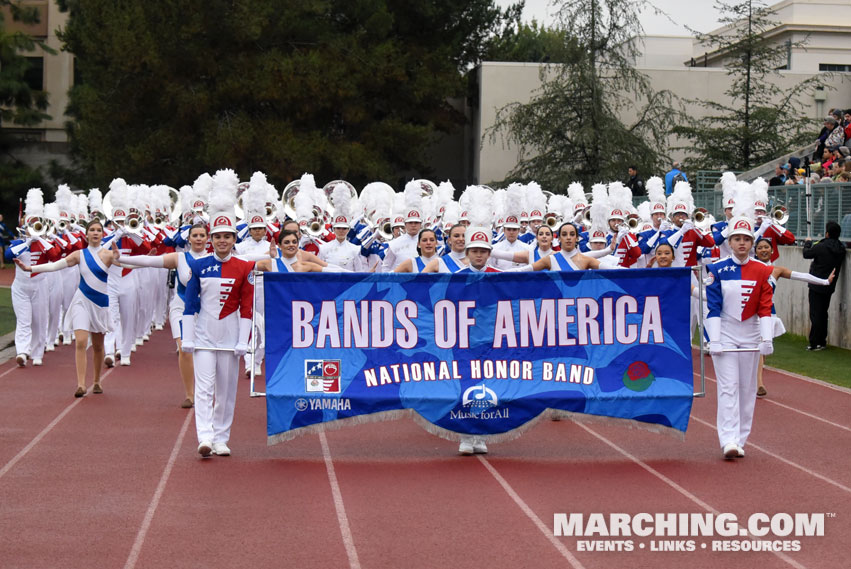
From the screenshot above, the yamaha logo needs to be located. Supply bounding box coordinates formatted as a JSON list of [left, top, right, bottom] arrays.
[[611, 209, 623, 217], [213, 215, 231, 227], [461, 211, 468, 218], [734, 219, 751, 230], [593, 230, 606, 238], [470, 231, 489, 243], [335, 215, 347, 223], [394, 217, 404, 224], [674, 204, 687, 212], [531, 210, 542, 217], [652, 203, 665, 212], [114, 209, 125, 217], [193, 200, 205, 209], [251, 215, 263, 224], [407, 210, 420, 219], [506, 216, 518, 224], [755, 201, 767, 209]]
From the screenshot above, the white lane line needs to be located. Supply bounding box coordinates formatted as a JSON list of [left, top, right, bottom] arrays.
[[693, 371, 851, 432], [575, 422, 808, 569], [319, 431, 361, 569], [690, 416, 851, 495], [0, 368, 114, 480], [123, 411, 193, 569], [477, 455, 586, 569]]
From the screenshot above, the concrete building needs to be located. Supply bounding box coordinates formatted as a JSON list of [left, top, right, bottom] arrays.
[[3, 1, 72, 170], [470, 0, 851, 186]]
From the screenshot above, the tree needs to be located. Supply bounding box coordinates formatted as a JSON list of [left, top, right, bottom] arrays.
[[673, 0, 825, 171], [486, 0, 678, 190], [485, 20, 578, 64], [57, 0, 522, 189], [0, 1, 55, 222]]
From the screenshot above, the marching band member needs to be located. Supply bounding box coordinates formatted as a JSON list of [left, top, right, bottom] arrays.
[[490, 183, 530, 270], [102, 179, 152, 367], [532, 222, 603, 272], [319, 184, 366, 272], [752, 237, 834, 397], [111, 222, 211, 408], [637, 177, 669, 265], [488, 224, 555, 266], [705, 214, 774, 459], [752, 178, 795, 262], [382, 181, 423, 271], [255, 230, 328, 273], [235, 173, 273, 376], [181, 173, 254, 458], [394, 229, 439, 273], [663, 181, 715, 268], [422, 223, 467, 273], [709, 172, 737, 259], [16, 219, 115, 397], [8, 189, 59, 367]]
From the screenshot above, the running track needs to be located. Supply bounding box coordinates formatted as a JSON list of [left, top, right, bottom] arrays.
[[0, 332, 848, 569]]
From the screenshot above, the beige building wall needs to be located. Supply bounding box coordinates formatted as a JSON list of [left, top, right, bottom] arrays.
[[476, 63, 851, 186]]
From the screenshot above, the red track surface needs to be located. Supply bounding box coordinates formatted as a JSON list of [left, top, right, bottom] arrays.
[[1, 332, 849, 569]]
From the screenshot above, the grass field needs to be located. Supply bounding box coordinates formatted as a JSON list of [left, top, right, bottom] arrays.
[[0, 287, 14, 337]]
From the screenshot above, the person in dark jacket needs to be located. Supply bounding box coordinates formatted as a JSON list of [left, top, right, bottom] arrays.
[[626, 166, 645, 196], [803, 221, 845, 350]]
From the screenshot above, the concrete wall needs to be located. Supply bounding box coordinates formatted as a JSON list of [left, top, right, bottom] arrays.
[[772, 245, 850, 349]]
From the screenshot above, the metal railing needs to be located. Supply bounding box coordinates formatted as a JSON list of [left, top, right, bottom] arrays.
[[691, 182, 851, 241]]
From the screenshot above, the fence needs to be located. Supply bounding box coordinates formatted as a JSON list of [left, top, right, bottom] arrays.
[[639, 182, 851, 241]]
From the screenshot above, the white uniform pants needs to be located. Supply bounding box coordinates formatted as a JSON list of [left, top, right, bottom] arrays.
[[104, 275, 138, 357], [45, 271, 63, 346], [711, 316, 760, 449], [193, 349, 240, 444], [12, 278, 48, 359], [60, 267, 78, 339]]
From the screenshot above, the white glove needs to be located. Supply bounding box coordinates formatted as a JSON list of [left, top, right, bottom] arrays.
[[681, 220, 695, 232], [659, 220, 672, 232], [759, 341, 773, 356], [709, 341, 723, 356], [181, 314, 196, 351], [181, 340, 195, 353], [720, 224, 730, 239], [236, 318, 252, 359]]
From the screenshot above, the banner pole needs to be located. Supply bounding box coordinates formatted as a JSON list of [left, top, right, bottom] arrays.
[[250, 271, 265, 397], [695, 266, 706, 398]]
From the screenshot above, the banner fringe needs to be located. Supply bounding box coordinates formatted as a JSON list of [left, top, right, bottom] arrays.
[[268, 408, 685, 446]]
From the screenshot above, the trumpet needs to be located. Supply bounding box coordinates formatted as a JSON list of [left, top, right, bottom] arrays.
[[27, 217, 47, 237], [57, 219, 70, 232], [769, 202, 788, 225], [692, 207, 712, 231], [544, 213, 561, 228], [626, 214, 641, 233], [373, 217, 393, 241], [125, 214, 144, 235]]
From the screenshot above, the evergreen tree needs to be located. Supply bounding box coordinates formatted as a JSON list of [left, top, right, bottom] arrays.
[[0, 1, 54, 222], [485, 20, 578, 64], [57, 0, 521, 189], [487, 0, 677, 189], [673, 0, 825, 171]]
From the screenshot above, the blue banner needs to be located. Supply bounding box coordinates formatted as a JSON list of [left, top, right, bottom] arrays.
[[264, 268, 694, 443]]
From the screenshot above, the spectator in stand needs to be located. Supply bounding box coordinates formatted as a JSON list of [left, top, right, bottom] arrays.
[[783, 164, 799, 185], [626, 166, 645, 196], [824, 116, 845, 150], [803, 221, 845, 351], [843, 110, 851, 142], [768, 163, 787, 186], [664, 161, 687, 196]]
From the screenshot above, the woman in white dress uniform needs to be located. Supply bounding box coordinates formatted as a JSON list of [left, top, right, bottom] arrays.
[[112, 222, 210, 408], [16, 220, 115, 397]]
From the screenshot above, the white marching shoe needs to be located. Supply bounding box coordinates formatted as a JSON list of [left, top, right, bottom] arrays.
[[120, 356, 131, 366], [197, 441, 213, 458], [212, 442, 231, 456], [723, 442, 739, 460], [32, 358, 43, 366]]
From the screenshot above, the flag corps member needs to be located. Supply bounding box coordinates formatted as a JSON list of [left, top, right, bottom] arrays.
[[705, 216, 774, 460], [181, 177, 254, 458]]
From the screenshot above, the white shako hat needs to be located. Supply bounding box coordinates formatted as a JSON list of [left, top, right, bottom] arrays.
[[752, 177, 769, 212], [208, 168, 238, 234], [331, 183, 353, 228], [567, 182, 587, 214], [108, 178, 129, 221], [244, 171, 268, 229], [720, 171, 737, 210], [465, 226, 493, 250], [503, 182, 523, 228], [191, 172, 213, 213], [646, 176, 666, 215], [402, 180, 423, 223], [727, 216, 754, 239]]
